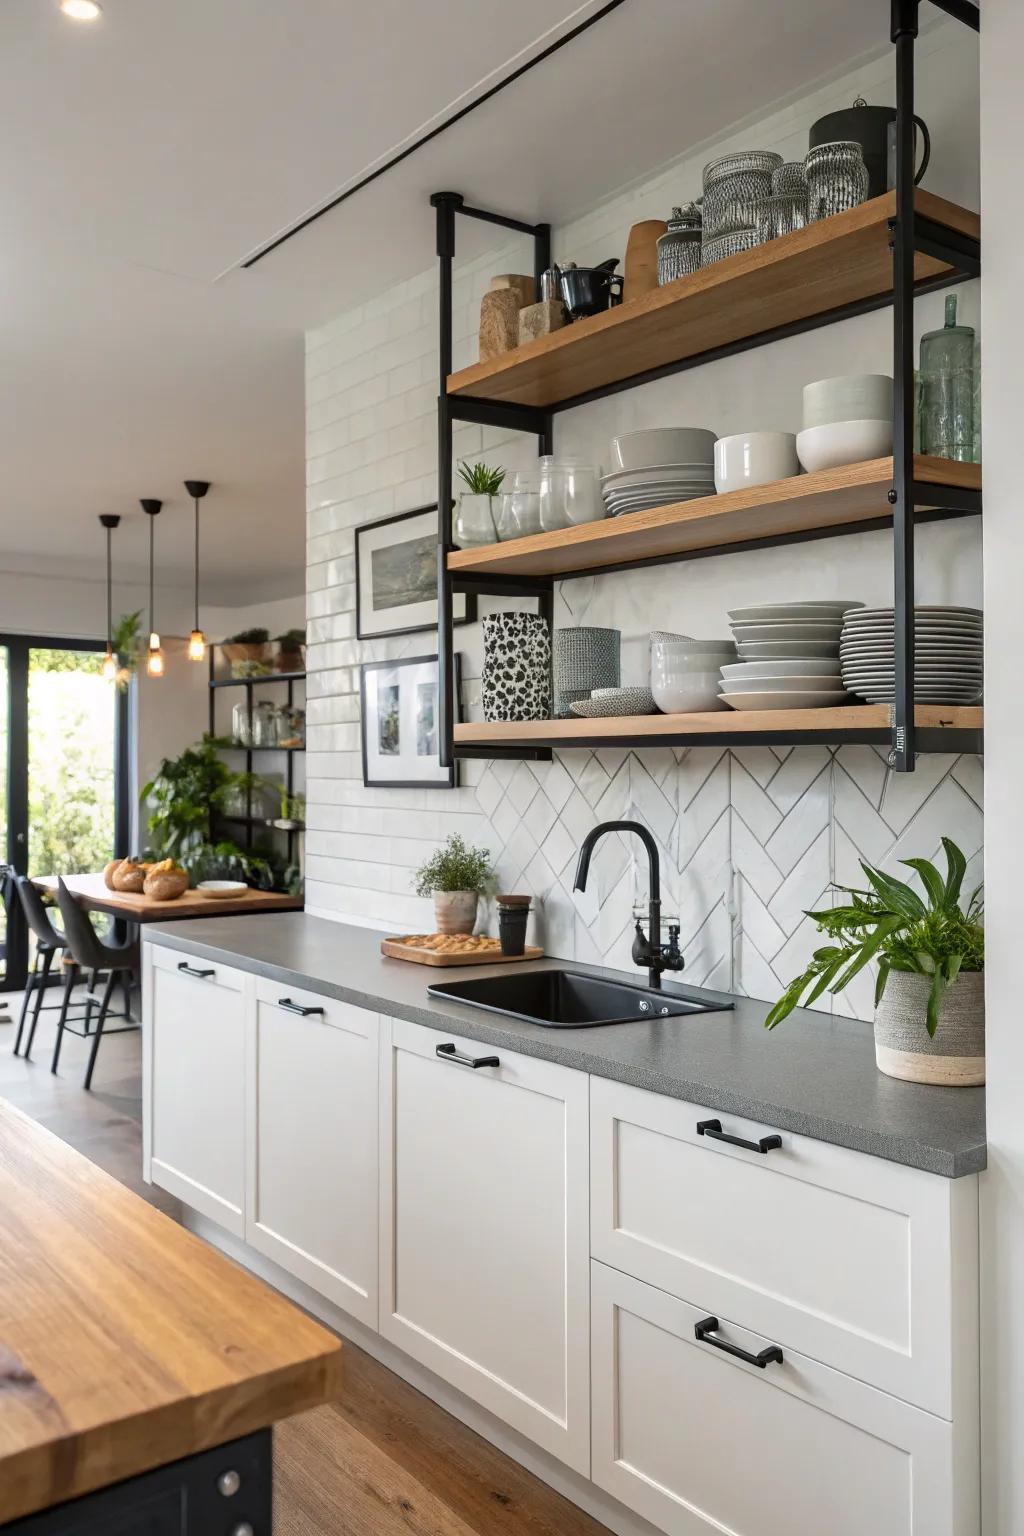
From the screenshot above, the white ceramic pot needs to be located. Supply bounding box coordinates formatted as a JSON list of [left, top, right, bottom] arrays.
[[873, 969, 984, 1086], [803, 373, 893, 430], [714, 432, 799, 494], [796, 418, 893, 474], [433, 890, 479, 935]]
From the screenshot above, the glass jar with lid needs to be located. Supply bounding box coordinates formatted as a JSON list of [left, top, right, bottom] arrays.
[[657, 202, 703, 284], [538, 455, 602, 532]]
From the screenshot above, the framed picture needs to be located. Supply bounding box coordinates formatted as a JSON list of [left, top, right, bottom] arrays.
[[360, 653, 461, 789], [355, 504, 476, 640]]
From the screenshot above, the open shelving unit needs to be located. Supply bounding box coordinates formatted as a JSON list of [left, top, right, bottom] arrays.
[[433, 0, 981, 773], [207, 655, 306, 860]]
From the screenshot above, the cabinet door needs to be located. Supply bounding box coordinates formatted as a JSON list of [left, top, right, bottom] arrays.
[[591, 1262, 970, 1536], [245, 979, 378, 1326], [145, 946, 248, 1235], [379, 1016, 590, 1474]]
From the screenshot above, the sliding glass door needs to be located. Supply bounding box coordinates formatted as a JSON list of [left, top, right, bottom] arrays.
[[1, 636, 129, 990]]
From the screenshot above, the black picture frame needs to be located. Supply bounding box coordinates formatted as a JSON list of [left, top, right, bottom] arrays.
[[360, 652, 461, 789], [355, 504, 477, 641]]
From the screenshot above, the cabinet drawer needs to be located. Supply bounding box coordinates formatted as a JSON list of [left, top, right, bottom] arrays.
[[254, 975, 371, 1036], [151, 943, 247, 991], [591, 1262, 975, 1536], [590, 1077, 977, 1418]]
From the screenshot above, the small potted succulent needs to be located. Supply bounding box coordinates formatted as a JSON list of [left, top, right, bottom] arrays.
[[276, 628, 306, 673], [223, 627, 271, 678], [453, 461, 505, 548], [414, 833, 494, 935], [765, 838, 984, 1086]]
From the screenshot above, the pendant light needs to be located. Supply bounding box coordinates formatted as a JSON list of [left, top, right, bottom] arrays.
[[184, 479, 210, 661], [141, 498, 164, 677], [99, 514, 120, 681]]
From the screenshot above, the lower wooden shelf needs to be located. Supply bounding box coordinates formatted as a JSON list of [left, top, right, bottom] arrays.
[[454, 705, 983, 753]]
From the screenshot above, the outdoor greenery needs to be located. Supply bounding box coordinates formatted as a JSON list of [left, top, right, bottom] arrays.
[[765, 838, 984, 1036], [414, 833, 493, 896], [28, 648, 115, 876], [457, 460, 505, 496]]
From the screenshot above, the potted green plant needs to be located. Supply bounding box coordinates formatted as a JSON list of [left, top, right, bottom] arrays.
[[454, 461, 505, 548], [111, 609, 143, 690], [276, 627, 305, 673], [271, 788, 305, 831], [223, 627, 271, 677], [414, 833, 494, 934], [765, 837, 984, 1086]]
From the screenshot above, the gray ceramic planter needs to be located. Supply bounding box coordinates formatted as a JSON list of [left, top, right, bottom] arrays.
[[433, 890, 478, 935], [874, 969, 985, 1086]]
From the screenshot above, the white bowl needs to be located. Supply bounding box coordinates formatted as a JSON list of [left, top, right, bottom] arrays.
[[714, 431, 799, 495], [197, 880, 248, 899], [719, 673, 843, 693], [651, 637, 736, 656], [796, 418, 893, 474], [609, 428, 717, 472], [721, 658, 840, 678], [651, 672, 727, 713], [803, 374, 892, 431]]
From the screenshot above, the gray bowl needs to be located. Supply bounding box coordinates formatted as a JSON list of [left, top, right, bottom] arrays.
[[803, 374, 893, 431]]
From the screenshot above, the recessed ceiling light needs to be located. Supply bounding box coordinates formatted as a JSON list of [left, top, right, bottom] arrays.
[[60, 0, 102, 20]]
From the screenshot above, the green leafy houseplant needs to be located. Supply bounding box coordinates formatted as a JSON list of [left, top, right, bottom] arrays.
[[414, 834, 493, 896], [111, 610, 143, 689], [457, 461, 505, 496], [226, 627, 270, 646], [765, 837, 983, 1038]]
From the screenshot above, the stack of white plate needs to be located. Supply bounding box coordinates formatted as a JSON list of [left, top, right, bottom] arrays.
[[840, 607, 983, 703], [602, 427, 716, 518], [720, 600, 863, 710]]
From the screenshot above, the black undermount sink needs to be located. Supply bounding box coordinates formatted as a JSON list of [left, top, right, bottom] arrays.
[[426, 968, 733, 1029]]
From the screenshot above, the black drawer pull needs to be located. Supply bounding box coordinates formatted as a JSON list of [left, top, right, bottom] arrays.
[[177, 962, 215, 979], [697, 1117, 782, 1154], [694, 1315, 783, 1369], [436, 1042, 500, 1070], [277, 997, 326, 1017]]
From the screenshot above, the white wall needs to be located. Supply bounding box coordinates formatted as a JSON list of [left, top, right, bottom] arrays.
[[978, 3, 1023, 1531], [304, 19, 982, 1021]]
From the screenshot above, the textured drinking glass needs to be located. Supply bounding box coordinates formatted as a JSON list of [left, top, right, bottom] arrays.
[[805, 141, 869, 222]]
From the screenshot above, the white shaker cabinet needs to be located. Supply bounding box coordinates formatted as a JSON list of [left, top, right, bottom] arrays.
[[144, 945, 249, 1235], [378, 1015, 591, 1474], [245, 978, 378, 1327]]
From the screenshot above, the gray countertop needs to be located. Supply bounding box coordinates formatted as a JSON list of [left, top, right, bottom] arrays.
[[145, 913, 986, 1178]]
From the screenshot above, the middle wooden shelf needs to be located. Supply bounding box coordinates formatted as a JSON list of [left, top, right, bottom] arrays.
[[447, 455, 981, 581]]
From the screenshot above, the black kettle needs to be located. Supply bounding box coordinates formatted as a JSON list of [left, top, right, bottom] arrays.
[[553, 258, 623, 321], [809, 96, 930, 200]]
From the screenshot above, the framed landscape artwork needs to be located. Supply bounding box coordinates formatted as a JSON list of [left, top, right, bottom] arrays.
[[355, 504, 475, 640], [360, 653, 461, 789]]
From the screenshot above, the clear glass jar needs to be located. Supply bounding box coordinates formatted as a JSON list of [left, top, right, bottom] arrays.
[[495, 471, 542, 540], [251, 700, 278, 748], [453, 493, 497, 547], [538, 455, 602, 532], [805, 140, 869, 222], [231, 700, 253, 747]]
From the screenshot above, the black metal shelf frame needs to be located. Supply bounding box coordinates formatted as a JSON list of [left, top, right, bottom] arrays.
[[433, 0, 981, 774], [208, 658, 305, 853]]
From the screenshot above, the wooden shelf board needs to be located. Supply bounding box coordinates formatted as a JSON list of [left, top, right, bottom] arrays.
[[447, 191, 979, 410], [447, 456, 981, 579], [454, 705, 982, 749]]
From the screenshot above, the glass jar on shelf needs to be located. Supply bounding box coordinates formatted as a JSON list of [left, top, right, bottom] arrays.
[[538, 455, 602, 532], [251, 700, 279, 748], [231, 700, 253, 747], [278, 706, 305, 748], [919, 293, 977, 462], [495, 470, 542, 540]]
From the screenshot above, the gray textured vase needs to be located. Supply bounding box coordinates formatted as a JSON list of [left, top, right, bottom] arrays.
[[874, 969, 985, 1086], [553, 626, 621, 717]]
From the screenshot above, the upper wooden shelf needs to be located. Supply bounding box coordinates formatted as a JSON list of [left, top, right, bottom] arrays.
[[447, 455, 981, 579], [446, 191, 979, 411]]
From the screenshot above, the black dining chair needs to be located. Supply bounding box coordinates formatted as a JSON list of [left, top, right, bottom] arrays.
[[54, 878, 140, 1089], [14, 875, 70, 1059]]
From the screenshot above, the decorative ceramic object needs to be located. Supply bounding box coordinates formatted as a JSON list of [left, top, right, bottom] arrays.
[[805, 140, 869, 222], [570, 686, 656, 718], [701, 228, 758, 266], [874, 970, 984, 1085], [554, 626, 620, 717], [755, 193, 808, 243], [434, 890, 478, 936], [772, 161, 808, 196], [657, 204, 703, 284], [482, 612, 551, 722], [702, 151, 781, 240]]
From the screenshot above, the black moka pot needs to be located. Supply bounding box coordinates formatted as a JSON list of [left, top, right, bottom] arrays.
[[809, 96, 930, 199]]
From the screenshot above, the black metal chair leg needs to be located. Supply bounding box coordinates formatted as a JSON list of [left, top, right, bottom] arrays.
[[84, 971, 118, 1091], [13, 971, 37, 1056], [48, 964, 79, 1072], [121, 968, 133, 1023], [88, 967, 100, 995]]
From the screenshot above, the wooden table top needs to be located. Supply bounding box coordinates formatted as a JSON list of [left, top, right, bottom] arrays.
[[32, 872, 303, 923], [0, 1101, 342, 1522]]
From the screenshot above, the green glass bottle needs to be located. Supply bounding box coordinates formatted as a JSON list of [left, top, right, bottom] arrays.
[[919, 293, 976, 462]]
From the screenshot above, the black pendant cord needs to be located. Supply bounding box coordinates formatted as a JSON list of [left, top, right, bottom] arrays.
[[149, 515, 155, 637], [193, 494, 200, 633], [98, 514, 121, 656], [140, 499, 163, 652]]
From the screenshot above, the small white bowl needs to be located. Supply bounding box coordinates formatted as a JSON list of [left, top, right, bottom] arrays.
[[197, 879, 248, 899], [652, 672, 727, 713], [803, 374, 892, 431], [796, 418, 893, 474], [609, 428, 717, 472], [714, 432, 799, 495]]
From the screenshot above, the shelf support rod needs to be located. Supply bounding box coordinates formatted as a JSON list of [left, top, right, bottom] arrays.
[[889, 0, 919, 772], [432, 193, 459, 769]]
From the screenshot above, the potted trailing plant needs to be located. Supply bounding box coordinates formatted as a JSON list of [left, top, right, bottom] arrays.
[[414, 833, 494, 934], [765, 838, 984, 1086], [454, 461, 505, 548], [112, 609, 143, 690], [276, 627, 305, 673], [223, 627, 271, 677]]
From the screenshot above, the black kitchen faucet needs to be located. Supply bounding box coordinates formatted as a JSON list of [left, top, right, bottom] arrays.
[[573, 820, 683, 990]]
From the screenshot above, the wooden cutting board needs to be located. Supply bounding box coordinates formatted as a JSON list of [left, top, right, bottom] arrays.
[[381, 937, 544, 967]]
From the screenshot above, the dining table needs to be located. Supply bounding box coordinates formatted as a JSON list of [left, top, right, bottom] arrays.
[[31, 872, 303, 923]]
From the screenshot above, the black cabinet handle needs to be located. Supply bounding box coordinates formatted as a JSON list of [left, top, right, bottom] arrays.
[[436, 1042, 500, 1070], [697, 1117, 782, 1154], [694, 1315, 783, 1369], [177, 961, 215, 979], [277, 997, 325, 1017]]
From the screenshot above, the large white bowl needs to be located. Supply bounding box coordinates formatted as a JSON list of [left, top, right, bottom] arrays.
[[803, 374, 892, 431], [610, 428, 717, 471], [651, 672, 727, 713], [714, 431, 799, 495], [796, 418, 893, 474]]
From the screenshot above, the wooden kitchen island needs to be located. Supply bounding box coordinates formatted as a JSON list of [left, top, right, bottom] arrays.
[[0, 1100, 342, 1532]]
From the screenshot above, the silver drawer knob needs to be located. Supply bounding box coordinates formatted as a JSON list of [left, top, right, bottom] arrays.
[[217, 1470, 241, 1497]]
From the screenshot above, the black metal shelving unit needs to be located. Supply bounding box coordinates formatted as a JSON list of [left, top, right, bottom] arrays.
[[207, 655, 306, 859], [432, 0, 981, 774]]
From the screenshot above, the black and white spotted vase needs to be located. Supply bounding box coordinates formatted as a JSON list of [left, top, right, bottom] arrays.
[[482, 612, 551, 722]]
